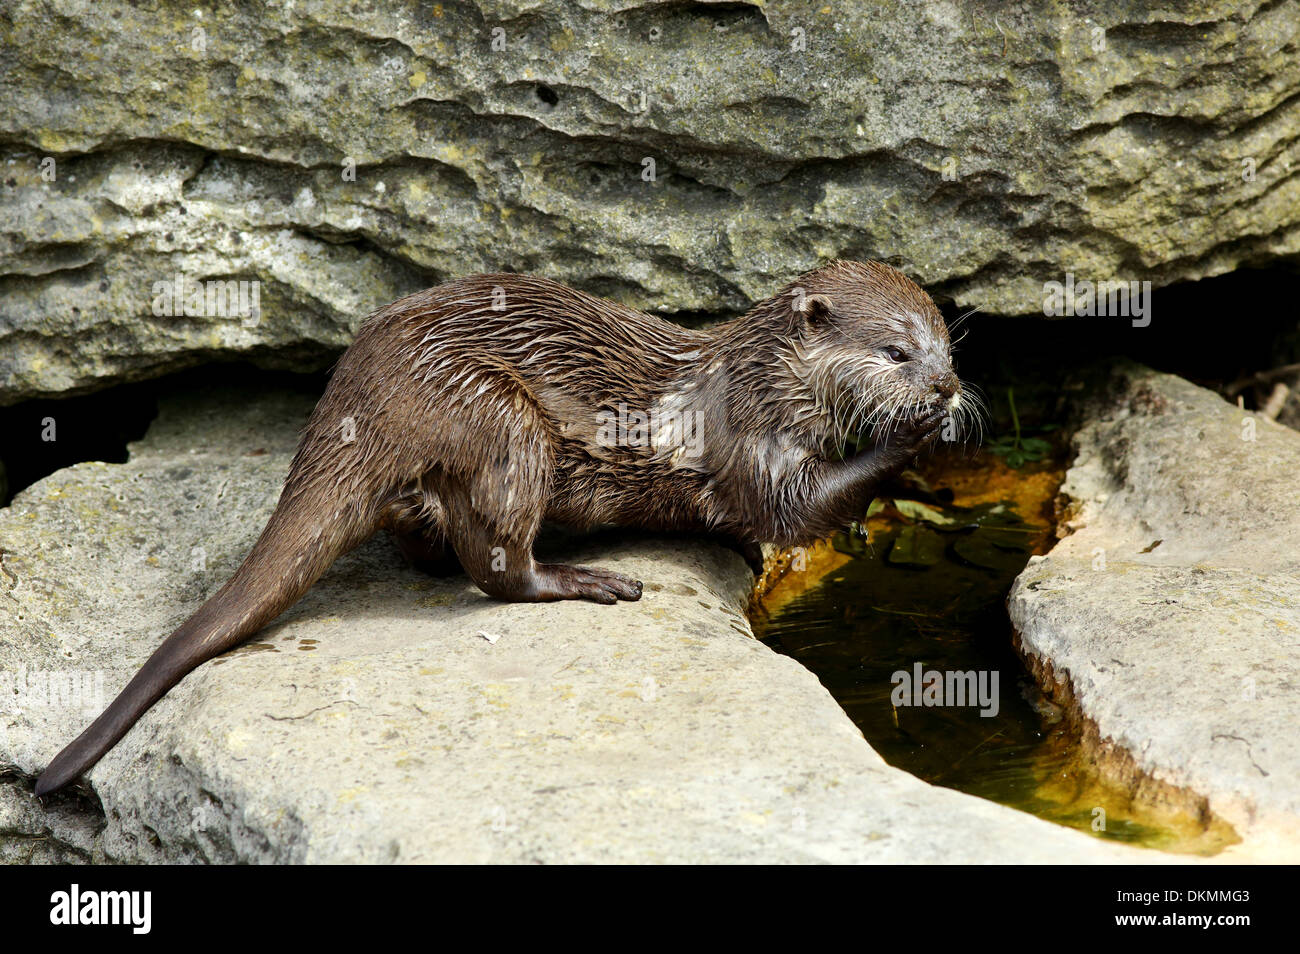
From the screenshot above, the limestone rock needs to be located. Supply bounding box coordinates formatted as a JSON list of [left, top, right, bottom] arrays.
[[3, 0, 1299, 401], [1009, 363, 1300, 860], [0, 384, 1155, 862]]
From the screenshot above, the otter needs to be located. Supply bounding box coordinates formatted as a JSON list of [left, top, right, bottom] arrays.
[[36, 260, 967, 796]]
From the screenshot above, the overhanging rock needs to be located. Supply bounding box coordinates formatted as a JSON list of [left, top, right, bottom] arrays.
[[3, 0, 1299, 401]]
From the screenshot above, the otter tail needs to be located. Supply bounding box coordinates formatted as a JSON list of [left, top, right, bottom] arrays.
[[35, 487, 375, 797]]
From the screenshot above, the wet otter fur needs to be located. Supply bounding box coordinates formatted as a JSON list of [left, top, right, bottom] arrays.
[[36, 260, 968, 796]]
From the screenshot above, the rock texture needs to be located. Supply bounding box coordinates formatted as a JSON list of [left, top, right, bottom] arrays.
[[3, 0, 1299, 402], [1009, 363, 1300, 860], [0, 383, 1161, 863]]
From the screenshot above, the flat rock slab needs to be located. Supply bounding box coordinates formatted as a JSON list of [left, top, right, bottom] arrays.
[[1010, 363, 1300, 860], [0, 384, 1161, 863]]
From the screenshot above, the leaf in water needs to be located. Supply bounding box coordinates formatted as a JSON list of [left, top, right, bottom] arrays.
[[980, 507, 1024, 528], [952, 534, 1026, 571], [981, 527, 1032, 552], [892, 499, 958, 526], [887, 526, 945, 567], [951, 534, 999, 570]]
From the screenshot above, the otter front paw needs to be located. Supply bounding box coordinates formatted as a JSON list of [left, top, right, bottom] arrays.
[[889, 407, 948, 454]]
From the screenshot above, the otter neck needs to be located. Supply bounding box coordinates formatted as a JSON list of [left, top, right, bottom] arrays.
[[681, 303, 839, 454]]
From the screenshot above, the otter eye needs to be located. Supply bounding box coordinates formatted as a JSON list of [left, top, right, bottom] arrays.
[[883, 346, 909, 363]]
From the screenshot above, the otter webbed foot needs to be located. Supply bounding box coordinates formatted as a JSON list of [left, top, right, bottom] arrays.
[[533, 564, 644, 604]]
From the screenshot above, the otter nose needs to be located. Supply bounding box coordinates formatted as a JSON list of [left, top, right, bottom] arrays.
[[932, 372, 959, 400]]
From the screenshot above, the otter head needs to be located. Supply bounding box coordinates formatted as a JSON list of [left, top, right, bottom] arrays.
[[781, 260, 965, 443]]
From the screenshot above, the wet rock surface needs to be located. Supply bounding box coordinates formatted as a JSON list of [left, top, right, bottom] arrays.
[[1010, 362, 1300, 860]]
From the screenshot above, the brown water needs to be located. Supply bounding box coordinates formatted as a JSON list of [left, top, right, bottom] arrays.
[[752, 455, 1237, 855]]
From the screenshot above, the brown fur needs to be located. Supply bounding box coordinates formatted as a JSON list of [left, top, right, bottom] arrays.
[[36, 260, 964, 796]]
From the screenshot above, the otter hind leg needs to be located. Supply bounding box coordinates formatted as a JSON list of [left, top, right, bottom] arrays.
[[437, 474, 642, 604], [379, 488, 462, 577], [423, 376, 640, 603], [395, 524, 462, 577]]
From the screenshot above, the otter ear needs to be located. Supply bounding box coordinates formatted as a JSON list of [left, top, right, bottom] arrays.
[[795, 293, 835, 326]]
